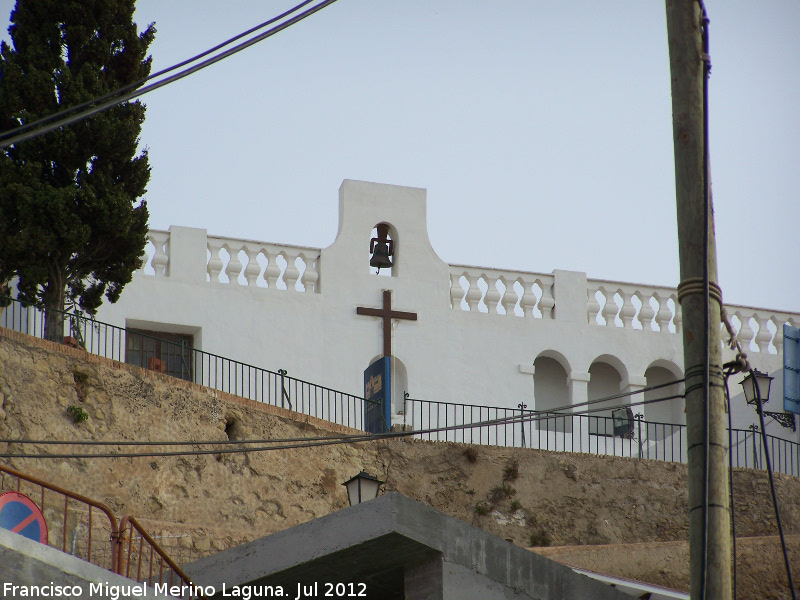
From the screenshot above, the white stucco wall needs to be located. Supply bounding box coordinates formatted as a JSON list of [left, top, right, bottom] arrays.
[[92, 179, 799, 446]]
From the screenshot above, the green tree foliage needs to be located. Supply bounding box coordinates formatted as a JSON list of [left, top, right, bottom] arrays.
[[0, 0, 155, 340]]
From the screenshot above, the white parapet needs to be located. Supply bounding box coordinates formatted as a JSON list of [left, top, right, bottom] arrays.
[[140, 229, 321, 293], [139, 229, 798, 354], [448, 264, 555, 318], [587, 278, 681, 334]]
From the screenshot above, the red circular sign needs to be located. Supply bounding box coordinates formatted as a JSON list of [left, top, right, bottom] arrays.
[[0, 491, 49, 544]]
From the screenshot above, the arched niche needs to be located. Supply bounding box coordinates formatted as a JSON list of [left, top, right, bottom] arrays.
[[368, 222, 398, 277], [368, 354, 408, 426], [533, 352, 571, 433]]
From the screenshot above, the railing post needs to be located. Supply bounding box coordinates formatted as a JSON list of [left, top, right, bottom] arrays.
[[111, 529, 122, 574], [403, 392, 409, 430], [179, 339, 189, 380], [278, 369, 292, 410], [749, 424, 760, 469], [635, 413, 644, 459], [518, 403, 527, 448]]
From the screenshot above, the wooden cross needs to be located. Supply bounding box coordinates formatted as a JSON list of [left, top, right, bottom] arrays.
[[356, 290, 417, 359]]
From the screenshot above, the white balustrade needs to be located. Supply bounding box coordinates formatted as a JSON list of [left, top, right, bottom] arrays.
[[448, 265, 555, 319], [207, 235, 321, 293], [141, 230, 797, 344], [140, 230, 170, 276], [725, 306, 797, 355], [584, 275, 796, 354], [587, 280, 679, 333]]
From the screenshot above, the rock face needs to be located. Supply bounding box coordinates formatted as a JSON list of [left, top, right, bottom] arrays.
[[1, 329, 799, 598]]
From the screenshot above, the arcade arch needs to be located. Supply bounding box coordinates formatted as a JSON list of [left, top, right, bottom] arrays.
[[644, 361, 685, 436], [588, 358, 626, 436], [533, 352, 571, 433]]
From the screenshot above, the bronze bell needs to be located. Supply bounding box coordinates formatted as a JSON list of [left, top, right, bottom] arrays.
[[369, 223, 394, 271], [370, 243, 393, 270]]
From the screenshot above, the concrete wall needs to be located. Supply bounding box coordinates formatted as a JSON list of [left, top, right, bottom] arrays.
[[0, 528, 171, 600]]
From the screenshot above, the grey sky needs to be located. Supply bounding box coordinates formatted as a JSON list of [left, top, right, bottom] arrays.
[[2, 1, 798, 311]]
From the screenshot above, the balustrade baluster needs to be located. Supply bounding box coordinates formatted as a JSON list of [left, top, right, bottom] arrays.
[[601, 288, 619, 327], [283, 253, 301, 291], [224, 244, 244, 285], [242, 247, 261, 286], [735, 311, 755, 350], [450, 274, 464, 309], [207, 240, 224, 282], [484, 275, 501, 314], [465, 274, 481, 311], [619, 291, 636, 328], [536, 279, 554, 319], [754, 314, 772, 353], [672, 297, 682, 334], [638, 293, 655, 331], [263, 249, 281, 288], [149, 232, 169, 276], [654, 293, 672, 332], [587, 288, 601, 324], [301, 253, 319, 293], [774, 322, 786, 355], [500, 277, 517, 316], [519, 279, 537, 318]]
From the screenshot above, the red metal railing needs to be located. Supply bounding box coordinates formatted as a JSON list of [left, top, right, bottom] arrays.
[[0, 463, 120, 571], [118, 515, 199, 594], [0, 464, 201, 596]]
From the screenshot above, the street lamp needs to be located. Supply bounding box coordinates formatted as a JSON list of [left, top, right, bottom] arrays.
[[740, 369, 796, 432], [740, 369, 773, 406], [342, 471, 383, 506]]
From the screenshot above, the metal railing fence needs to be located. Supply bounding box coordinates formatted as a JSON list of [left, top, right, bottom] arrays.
[[0, 295, 370, 430], [403, 396, 800, 477], [0, 464, 200, 596], [117, 516, 201, 595], [0, 463, 119, 571], [2, 295, 798, 477]]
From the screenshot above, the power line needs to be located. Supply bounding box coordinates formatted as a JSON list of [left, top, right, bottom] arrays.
[[0, 0, 318, 142], [0, 0, 341, 149]]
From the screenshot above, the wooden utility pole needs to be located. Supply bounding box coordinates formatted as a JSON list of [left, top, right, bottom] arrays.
[[664, 1, 732, 598]]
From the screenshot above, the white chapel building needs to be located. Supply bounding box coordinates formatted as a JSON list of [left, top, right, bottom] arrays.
[[88, 179, 798, 459]]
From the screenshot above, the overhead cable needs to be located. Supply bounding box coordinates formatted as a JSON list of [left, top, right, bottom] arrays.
[[0, 0, 341, 149], [0, 0, 317, 142]]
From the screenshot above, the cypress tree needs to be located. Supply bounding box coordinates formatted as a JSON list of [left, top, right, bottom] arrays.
[[0, 0, 155, 341]]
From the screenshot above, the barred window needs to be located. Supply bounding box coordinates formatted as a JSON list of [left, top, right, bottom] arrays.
[[125, 329, 193, 381]]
